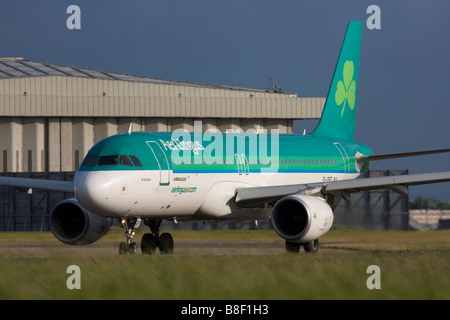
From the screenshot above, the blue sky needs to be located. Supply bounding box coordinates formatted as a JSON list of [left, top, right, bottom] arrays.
[[2, 1, 450, 200]]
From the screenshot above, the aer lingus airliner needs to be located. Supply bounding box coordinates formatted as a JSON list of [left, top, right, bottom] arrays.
[[2, 21, 450, 254]]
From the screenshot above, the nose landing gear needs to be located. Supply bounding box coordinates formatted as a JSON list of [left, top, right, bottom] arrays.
[[119, 217, 140, 255], [118, 217, 174, 255]]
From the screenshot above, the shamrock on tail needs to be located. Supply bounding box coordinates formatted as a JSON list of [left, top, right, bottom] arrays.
[[335, 60, 356, 117]]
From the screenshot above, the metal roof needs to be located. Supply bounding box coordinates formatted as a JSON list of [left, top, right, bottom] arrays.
[[0, 57, 289, 94]]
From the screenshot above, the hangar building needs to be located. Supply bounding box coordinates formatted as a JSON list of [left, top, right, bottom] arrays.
[[0, 57, 325, 173]]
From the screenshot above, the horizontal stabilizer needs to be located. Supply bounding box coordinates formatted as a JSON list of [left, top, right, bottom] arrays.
[[356, 148, 450, 162], [325, 171, 450, 193]]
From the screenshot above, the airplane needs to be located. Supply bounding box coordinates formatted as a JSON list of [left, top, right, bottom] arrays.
[[2, 20, 450, 255]]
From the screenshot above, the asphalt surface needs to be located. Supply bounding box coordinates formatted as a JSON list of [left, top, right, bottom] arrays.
[[0, 239, 289, 257]]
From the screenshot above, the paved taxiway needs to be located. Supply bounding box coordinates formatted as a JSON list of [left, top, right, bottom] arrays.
[[0, 239, 290, 257]]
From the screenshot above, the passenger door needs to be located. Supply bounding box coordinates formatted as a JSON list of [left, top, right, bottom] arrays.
[[146, 141, 170, 185]]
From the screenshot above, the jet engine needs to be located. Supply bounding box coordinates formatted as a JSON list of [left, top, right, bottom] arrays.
[[50, 198, 113, 245], [271, 194, 333, 243]]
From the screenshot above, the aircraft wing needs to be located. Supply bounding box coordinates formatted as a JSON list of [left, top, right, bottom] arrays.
[[0, 176, 74, 193], [235, 171, 450, 208]]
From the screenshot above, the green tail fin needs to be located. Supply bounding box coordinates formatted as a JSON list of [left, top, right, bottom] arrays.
[[312, 21, 362, 141]]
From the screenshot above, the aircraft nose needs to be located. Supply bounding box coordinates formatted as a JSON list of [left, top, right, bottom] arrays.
[[74, 171, 115, 216]]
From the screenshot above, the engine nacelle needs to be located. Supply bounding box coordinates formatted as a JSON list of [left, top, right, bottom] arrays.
[[50, 198, 113, 245], [271, 194, 333, 243]]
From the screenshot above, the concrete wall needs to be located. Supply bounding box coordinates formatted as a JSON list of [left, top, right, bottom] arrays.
[[0, 76, 325, 118]]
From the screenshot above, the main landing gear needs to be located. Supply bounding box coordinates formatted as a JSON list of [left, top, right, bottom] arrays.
[[119, 217, 174, 255], [141, 219, 174, 255], [285, 239, 319, 254]]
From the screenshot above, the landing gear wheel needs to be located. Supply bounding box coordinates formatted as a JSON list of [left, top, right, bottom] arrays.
[[285, 241, 301, 253], [141, 233, 157, 255], [128, 242, 138, 254], [304, 239, 319, 253], [285, 239, 319, 254], [119, 241, 138, 255], [119, 242, 127, 255], [159, 233, 174, 254], [142, 219, 175, 255]]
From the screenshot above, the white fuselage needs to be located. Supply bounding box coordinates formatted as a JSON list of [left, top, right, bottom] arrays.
[[74, 169, 360, 222]]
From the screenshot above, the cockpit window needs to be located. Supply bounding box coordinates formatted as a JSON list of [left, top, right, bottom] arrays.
[[82, 155, 98, 166], [129, 155, 142, 167], [98, 155, 118, 166], [119, 155, 133, 167], [85, 154, 142, 168]]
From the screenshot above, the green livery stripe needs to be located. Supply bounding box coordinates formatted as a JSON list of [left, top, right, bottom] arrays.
[[78, 131, 372, 174], [171, 156, 356, 174]]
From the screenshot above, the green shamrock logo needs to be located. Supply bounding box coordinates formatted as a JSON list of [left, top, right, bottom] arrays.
[[335, 60, 356, 117]]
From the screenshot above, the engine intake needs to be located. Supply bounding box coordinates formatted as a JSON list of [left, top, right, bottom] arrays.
[[271, 194, 333, 243], [50, 198, 112, 245]]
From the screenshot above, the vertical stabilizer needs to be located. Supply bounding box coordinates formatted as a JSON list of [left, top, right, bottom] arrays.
[[312, 21, 362, 141]]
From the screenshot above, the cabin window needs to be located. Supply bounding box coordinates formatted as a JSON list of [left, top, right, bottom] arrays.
[[98, 155, 118, 166]]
